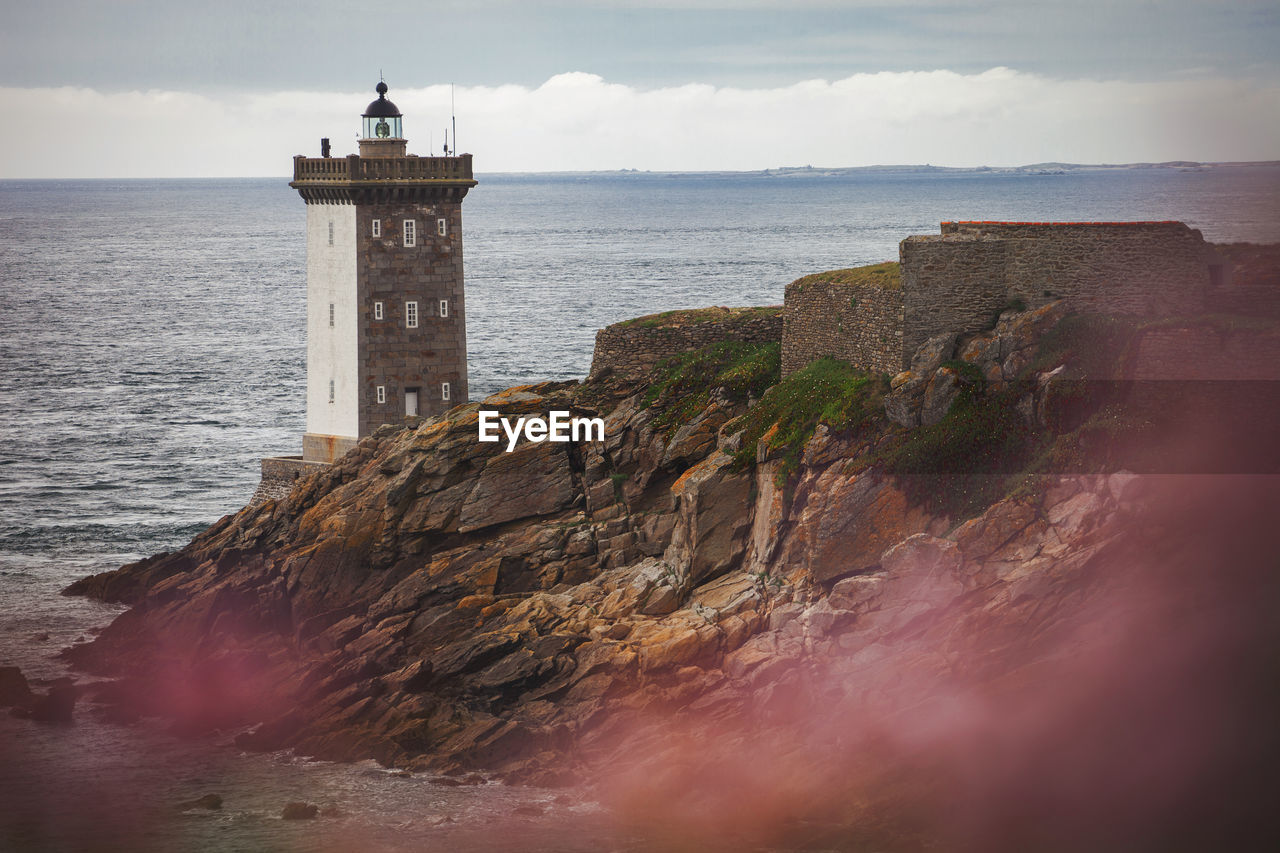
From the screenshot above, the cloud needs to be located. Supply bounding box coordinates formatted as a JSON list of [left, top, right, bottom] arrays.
[[1, 68, 1277, 177]]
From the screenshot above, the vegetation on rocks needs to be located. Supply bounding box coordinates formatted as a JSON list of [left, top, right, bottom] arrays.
[[730, 357, 887, 482], [877, 387, 1034, 518], [616, 305, 782, 329], [641, 340, 780, 432], [790, 260, 901, 292], [1025, 312, 1139, 378]]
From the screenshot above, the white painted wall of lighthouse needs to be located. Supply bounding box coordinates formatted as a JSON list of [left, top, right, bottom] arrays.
[[305, 203, 359, 443]]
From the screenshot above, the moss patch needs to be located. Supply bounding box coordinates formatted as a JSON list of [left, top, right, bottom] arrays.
[[643, 341, 781, 433], [875, 386, 1035, 519], [731, 358, 888, 482], [791, 261, 901, 292], [1025, 313, 1140, 379], [1136, 313, 1277, 336], [617, 305, 782, 330]]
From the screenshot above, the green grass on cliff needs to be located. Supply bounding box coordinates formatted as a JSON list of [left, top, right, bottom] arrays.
[[618, 305, 782, 330], [731, 358, 888, 481], [1025, 313, 1140, 379], [642, 341, 781, 432], [876, 386, 1035, 519], [790, 261, 901, 292]]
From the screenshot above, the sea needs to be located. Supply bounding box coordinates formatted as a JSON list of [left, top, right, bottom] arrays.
[[1, 164, 1278, 851]]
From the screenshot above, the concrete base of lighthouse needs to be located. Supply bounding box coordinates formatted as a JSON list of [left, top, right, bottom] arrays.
[[303, 432, 359, 464]]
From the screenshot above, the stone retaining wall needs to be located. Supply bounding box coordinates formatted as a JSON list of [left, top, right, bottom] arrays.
[[900, 221, 1217, 361], [588, 308, 783, 386], [250, 456, 330, 506], [1128, 323, 1280, 380], [782, 277, 902, 376], [1206, 243, 1280, 318]]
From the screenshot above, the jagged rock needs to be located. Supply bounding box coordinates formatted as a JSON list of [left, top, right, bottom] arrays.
[[801, 424, 860, 468], [629, 559, 682, 616], [910, 332, 958, 376], [0, 666, 34, 707], [28, 680, 78, 722], [634, 513, 676, 557], [743, 459, 787, 573], [954, 499, 1038, 561], [457, 441, 577, 533], [177, 794, 223, 811], [633, 620, 718, 671], [884, 379, 926, 428], [664, 451, 753, 588], [920, 366, 962, 426], [885, 333, 959, 428], [828, 575, 885, 614], [856, 534, 964, 636], [662, 400, 732, 468], [54, 304, 1254, 827], [791, 468, 941, 583], [1105, 470, 1146, 508], [689, 571, 759, 619], [281, 802, 319, 820], [958, 331, 997, 364], [995, 301, 1068, 362]]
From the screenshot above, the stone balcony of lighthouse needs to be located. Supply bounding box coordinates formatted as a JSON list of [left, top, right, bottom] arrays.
[[291, 154, 476, 203]]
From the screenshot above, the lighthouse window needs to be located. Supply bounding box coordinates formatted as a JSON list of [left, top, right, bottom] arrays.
[[373, 301, 384, 320], [376, 385, 386, 404], [329, 303, 334, 327], [403, 219, 416, 247], [328, 379, 335, 403], [406, 301, 419, 328], [371, 219, 381, 238], [328, 221, 334, 246], [439, 299, 449, 318], [442, 382, 451, 402], [437, 218, 447, 237]]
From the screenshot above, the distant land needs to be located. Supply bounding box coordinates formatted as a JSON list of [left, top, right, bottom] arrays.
[[3, 161, 1275, 182], [480, 160, 1280, 179]]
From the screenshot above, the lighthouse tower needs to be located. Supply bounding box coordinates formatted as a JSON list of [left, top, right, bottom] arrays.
[[289, 82, 476, 464]]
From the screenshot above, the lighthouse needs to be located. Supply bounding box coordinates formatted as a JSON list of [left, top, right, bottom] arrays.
[[288, 81, 476, 464]]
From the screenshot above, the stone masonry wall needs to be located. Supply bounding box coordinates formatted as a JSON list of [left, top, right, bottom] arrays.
[[781, 278, 903, 376], [357, 200, 468, 433], [1124, 323, 1280, 448], [900, 222, 1214, 361], [250, 456, 331, 506], [588, 308, 782, 386], [1206, 243, 1280, 319], [1129, 323, 1280, 380]]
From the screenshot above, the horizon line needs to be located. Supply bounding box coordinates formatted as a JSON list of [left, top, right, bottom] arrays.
[[4, 159, 1279, 182]]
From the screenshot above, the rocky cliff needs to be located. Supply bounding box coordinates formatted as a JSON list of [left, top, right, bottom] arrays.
[[63, 304, 1280, 850]]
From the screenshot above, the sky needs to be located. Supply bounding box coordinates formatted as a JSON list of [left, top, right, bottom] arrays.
[[1, 0, 1277, 177]]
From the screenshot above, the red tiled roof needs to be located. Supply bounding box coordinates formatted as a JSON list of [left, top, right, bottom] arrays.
[[942, 220, 1183, 226]]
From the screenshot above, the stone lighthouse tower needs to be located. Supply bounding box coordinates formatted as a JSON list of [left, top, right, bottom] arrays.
[[288, 81, 476, 464]]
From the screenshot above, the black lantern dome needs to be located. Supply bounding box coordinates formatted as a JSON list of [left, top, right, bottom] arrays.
[[362, 82, 403, 139]]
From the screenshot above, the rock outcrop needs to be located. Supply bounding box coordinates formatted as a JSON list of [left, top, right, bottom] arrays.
[[59, 304, 1280, 849]]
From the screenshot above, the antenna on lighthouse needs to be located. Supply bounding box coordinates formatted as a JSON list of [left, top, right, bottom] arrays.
[[451, 83, 457, 155]]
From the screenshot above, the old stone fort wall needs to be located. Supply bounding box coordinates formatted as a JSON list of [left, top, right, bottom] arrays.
[[784, 220, 1240, 376], [588, 221, 1271, 386], [588, 307, 783, 387]]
